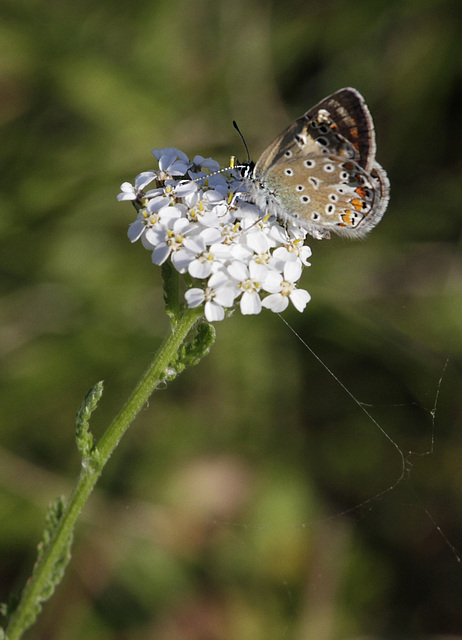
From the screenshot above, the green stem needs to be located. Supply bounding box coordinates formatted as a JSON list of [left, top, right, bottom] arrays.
[[5, 306, 203, 640]]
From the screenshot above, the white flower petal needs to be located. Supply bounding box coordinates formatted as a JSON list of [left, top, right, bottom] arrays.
[[185, 288, 205, 307], [141, 234, 156, 250], [245, 229, 270, 253], [172, 248, 195, 273], [152, 243, 171, 265], [284, 259, 302, 282], [204, 300, 225, 322], [248, 261, 269, 281], [209, 242, 234, 261], [175, 181, 199, 197], [188, 259, 213, 279], [262, 293, 289, 313], [193, 156, 220, 172], [299, 246, 312, 265], [208, 271, 229, 288], [263, 271, 283, 293], [145, 227, 166, 246], [200, 227, 222, 245], [134, 171, 157, 190], [184, 236, 205, 254], [158, 153, 177, 171], [203, 189, 225, 204], [240, 291, 262, 315], [147, 196, 172, 214], [228, 261, 248, 282], [289, 289, 311, 312], [168, 160, 190, 176], [117, 182, 137, 201], [127, 220, 145, 242], [230, 243, 254, 262], [173, 218, 195, 234], [213, 286, 237, 307], [153, 147, 189, 163]]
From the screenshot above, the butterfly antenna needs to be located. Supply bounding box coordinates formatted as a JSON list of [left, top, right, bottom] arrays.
[[233, 120, 251, 163]]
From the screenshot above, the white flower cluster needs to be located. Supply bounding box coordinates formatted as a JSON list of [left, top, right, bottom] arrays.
[[117, 148, 312, 322]]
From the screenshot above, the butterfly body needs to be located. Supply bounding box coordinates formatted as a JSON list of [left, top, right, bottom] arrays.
[[242, 88, 390, 240]]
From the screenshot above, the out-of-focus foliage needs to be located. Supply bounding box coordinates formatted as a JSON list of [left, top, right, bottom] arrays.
[[1, 0, 462, 638]]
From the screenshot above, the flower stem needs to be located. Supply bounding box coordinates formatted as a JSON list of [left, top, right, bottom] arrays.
[[5, 306, 204, 640]]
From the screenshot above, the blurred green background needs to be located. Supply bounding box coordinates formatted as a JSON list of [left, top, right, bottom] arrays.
[[1, 0, 462, 638]]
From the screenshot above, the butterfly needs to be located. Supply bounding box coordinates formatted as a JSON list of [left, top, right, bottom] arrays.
[[240, 87, 390, 240]]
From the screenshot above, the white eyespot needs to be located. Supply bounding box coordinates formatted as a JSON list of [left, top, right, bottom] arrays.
[[304, 159, 316, 168], [317, 109, 330, 120], [300, 194, 311, 204], [311, 211, 321, 221], [295, 184, 305, 192], [337, 186, 346, 194], [284, 150, 293, 158], [309, 176, 321, 189], [325, 204, 336, 215], [323, 163, 335, 173], [328, 193, 339, 202], [316, 136, 328, 146], [340, 171, 349, 181], [284, 168, 294, 176]]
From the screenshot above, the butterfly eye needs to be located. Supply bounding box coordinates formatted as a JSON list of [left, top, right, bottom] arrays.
[[300, 195, 311, 204], [295, 185, 305, 192], [329, 193, 339, 202], [316, 136, 328, 147], [311, 211, 321, 220], [325, 204, 336, 214], [284, 150, 293, 158], [340, 171, 349, 181], [284, 168, 294, 176], [304, 159, 316, 169], [318, 125, 329, 135], [323, 163, 335, 173]]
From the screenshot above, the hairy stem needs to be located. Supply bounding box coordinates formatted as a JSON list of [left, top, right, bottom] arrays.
[[5, 306, 203, 640]]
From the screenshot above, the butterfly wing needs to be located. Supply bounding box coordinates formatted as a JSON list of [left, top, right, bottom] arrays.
[[256, 87, 375, 175], [247, 88, 389, 239], [305, 87, 377, 172]]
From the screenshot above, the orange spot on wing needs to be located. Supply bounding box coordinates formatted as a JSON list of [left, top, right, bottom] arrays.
[[340, 210, 355, 227], [351, 198, 364, 212], [350, 127, 360, 151]]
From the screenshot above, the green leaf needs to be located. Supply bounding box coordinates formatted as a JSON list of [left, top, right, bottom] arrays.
[[36, 498, 73, 598], [162, 320, 215, 383], [8, 497, 74, 634], [75, 381, 104, 463]]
